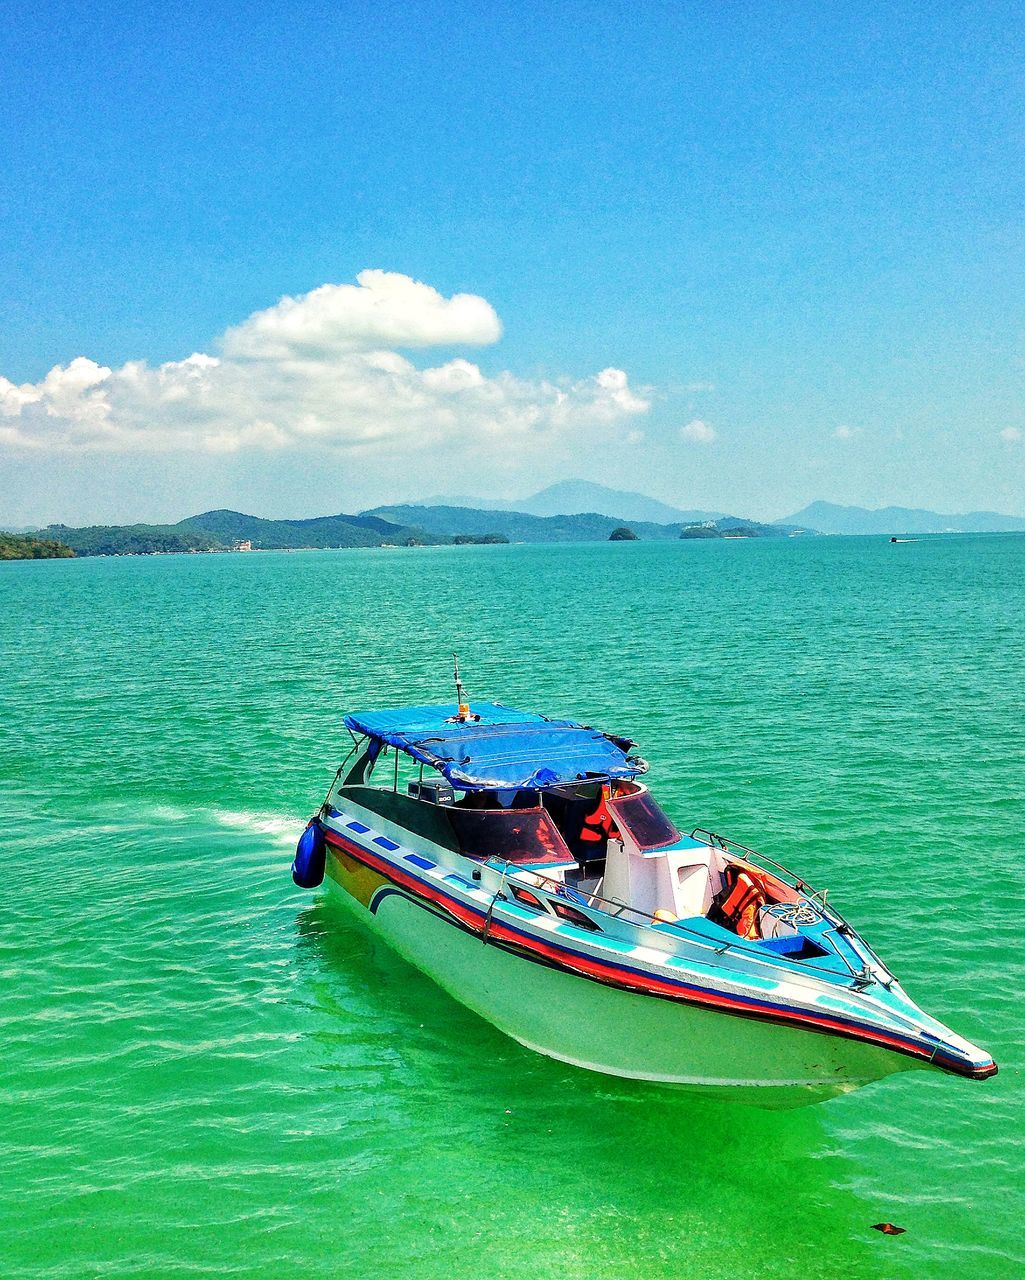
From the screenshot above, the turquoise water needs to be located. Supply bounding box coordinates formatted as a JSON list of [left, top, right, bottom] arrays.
[[1, 537, 1022, 1279]]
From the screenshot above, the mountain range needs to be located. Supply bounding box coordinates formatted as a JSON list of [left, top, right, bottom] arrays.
[[38, 497, 798, 557], [412, 483, 1025, 534], [19, 483, 1025, 556], [417, 480, 723, 525], [777, 501, 1025, 535], [362, 503, 794, 543]]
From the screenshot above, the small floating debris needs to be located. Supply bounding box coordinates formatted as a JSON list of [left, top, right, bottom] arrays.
[[871, 1223, 906, 1236]]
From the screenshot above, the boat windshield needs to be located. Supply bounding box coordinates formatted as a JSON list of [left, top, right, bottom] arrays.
[[608, 790, 681, 850], [446, 806, 571, 865]]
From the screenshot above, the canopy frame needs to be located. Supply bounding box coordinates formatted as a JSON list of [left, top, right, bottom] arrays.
[[342, 702, 648, 793]]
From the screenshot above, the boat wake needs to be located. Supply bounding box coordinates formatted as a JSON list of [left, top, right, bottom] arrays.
[[207, 806, 304, 843], [89, 797, 304, 847]]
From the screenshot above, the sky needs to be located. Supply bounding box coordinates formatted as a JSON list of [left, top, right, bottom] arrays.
[[2, 0, 1024, 526]]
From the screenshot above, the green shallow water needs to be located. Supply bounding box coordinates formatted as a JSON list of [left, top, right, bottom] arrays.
[[1, 537, 1022, 1279]]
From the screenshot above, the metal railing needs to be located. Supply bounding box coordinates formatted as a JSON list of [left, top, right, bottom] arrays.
[[689, 828, 892, 985], [690, 827, 842, 920], [482, 854, 877, 984], [482, 856, 671, 931]]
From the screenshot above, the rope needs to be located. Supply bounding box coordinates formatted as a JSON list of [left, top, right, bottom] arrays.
[[482, 864, 508, 945], [766, 902, 821, 928], [321, 760, 348, 810]]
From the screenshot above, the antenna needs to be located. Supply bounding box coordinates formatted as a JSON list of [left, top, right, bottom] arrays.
[[453, 653, 471, 721]]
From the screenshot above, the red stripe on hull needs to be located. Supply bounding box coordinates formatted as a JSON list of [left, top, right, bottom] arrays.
[[321, 824, 994, 1079]]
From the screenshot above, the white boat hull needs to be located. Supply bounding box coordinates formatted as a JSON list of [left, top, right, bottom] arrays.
[[326, 869, 919, 1107]]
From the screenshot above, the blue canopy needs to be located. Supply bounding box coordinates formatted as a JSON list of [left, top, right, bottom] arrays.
[[343, 702, 647, 792]]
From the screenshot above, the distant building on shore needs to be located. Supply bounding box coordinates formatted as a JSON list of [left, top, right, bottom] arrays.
[[233, 539, 253, 552]]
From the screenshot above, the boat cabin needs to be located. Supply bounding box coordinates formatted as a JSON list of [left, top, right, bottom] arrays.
[[327, 701, 804, 944]]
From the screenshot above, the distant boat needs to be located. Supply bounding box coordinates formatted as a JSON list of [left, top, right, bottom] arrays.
[[890, 537, 919, 543], [291, 697, 996, 1106]]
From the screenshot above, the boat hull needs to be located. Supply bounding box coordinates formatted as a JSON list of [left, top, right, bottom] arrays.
[[325, 850, 919, 1106]]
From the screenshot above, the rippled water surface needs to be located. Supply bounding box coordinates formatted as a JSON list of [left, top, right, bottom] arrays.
[[2, 537, 1022, 1278]]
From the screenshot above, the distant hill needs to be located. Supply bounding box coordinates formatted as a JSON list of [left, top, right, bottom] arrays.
[[368, 504, 647, 542], [1, 531, 74, 560], [45, 523, 225, 556], [177, 508, 444, 549], [779, 501, 1025, 535], [43, 509, 447, 556], [419, 479, 722, 524], [364, 503, 798, 542]]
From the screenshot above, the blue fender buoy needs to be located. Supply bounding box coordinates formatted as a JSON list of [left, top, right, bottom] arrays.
[[292, 819, 326, 888]]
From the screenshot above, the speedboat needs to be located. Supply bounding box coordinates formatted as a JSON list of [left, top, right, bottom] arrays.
[[291, 698, 996, 1105]]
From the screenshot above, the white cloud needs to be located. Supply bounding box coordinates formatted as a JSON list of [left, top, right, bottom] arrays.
[[833, 424, 858, 440], [221, 269, 501, 360], [679, 418, 716, 444], [999, 426, 1022, 444], [0, 272, 649, 461]]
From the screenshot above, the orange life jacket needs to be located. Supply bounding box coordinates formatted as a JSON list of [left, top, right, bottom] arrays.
[[579, 793, 617, 843], [720, 869, 764, 940]]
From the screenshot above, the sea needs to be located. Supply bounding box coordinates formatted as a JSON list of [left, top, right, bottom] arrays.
[[1, 535, 1022, 1279]]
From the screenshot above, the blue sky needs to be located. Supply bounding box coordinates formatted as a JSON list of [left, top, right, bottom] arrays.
[[2, 0, 1024, 524]]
